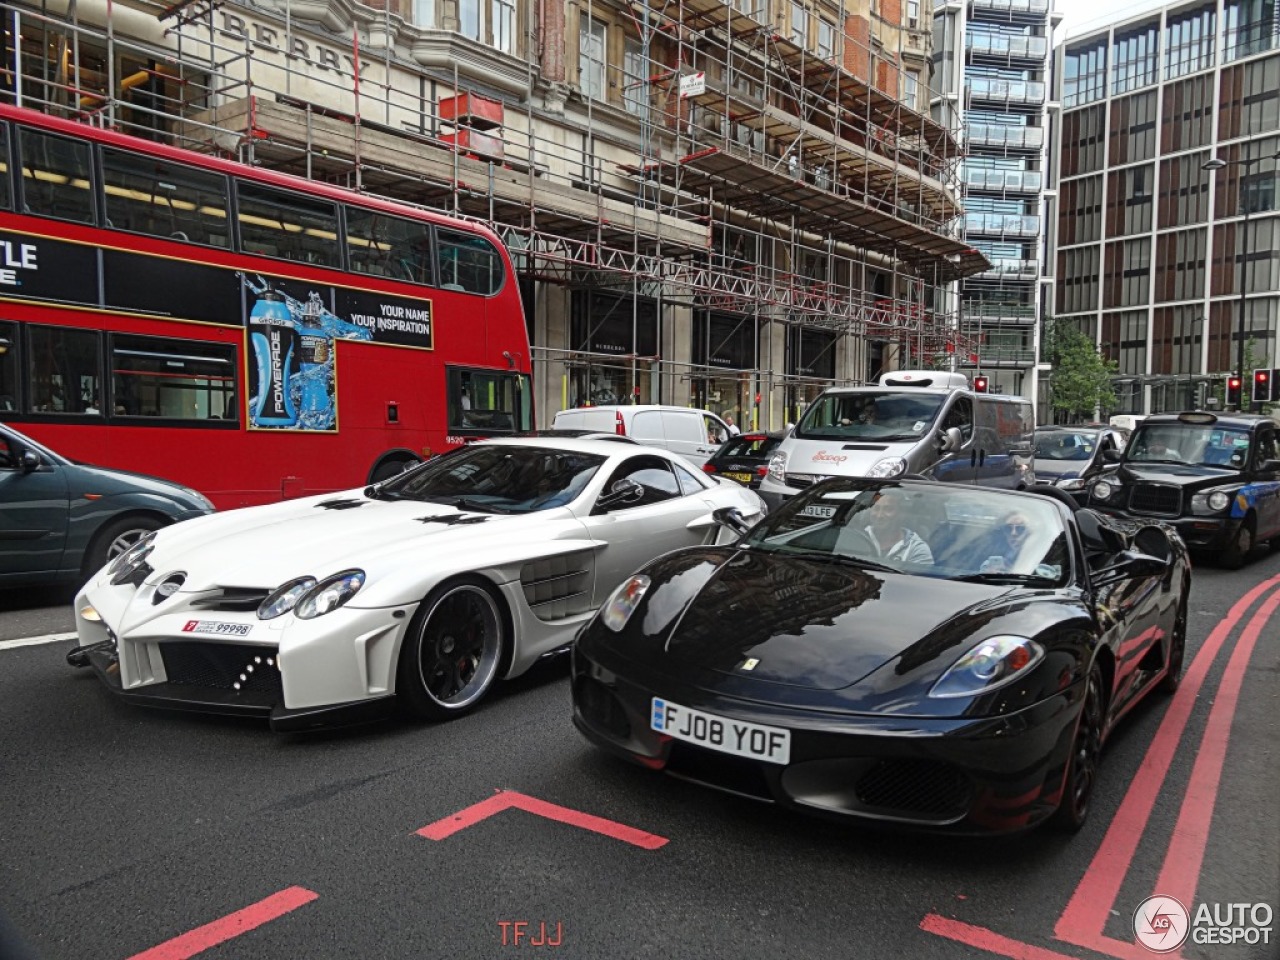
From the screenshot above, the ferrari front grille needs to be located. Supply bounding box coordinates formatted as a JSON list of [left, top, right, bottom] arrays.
[[854, 759, 971, 819], [159, 641, 282, 707], [1128, 484, 1181, 517]]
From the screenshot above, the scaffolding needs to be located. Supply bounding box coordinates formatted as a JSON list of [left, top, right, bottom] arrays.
[[2, 0, 988, 420]]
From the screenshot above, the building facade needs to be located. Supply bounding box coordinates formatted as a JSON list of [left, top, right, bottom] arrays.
[[932, 0, 1060, 405], [2, 0, 984, 430], [1052, 0, 1280, 414]]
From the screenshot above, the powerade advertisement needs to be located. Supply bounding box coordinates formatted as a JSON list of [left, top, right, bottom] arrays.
[[0, 233, 435, 432]]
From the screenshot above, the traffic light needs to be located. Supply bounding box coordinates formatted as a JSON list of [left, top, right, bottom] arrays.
[[1254, 369, 1272, 404], [1226, 374, 1243, 408], [973, 375, 989, 393]]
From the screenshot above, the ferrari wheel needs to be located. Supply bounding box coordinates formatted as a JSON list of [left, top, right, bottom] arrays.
[[1158, 593, 1188, 695], [396, 576, 507, 720], [1052, 662, 1105, 833]]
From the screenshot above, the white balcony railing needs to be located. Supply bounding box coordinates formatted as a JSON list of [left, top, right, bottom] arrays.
[[968, 77, 1047, 104], [964, 123, 1045, 149], [964, 213, 1041, 237], [964, 168, 1043, 192], [965, 34, 1049, 59]]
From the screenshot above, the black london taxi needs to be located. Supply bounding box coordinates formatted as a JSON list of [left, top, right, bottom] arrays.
[[1085, 411, 1280, 567]]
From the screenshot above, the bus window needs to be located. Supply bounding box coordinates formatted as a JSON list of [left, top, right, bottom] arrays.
[[18, 128, 95, 224], [235, 181, 340, 268], [346, 206, 433, 284], [0, 320, 18, 412], [447, 367, 531, 433], [437, 229, 504, 295], [101, 147, 230, 247], [27, 325, 102, 414], [109, 333, 237, 422], [0, 124, 11, 211]]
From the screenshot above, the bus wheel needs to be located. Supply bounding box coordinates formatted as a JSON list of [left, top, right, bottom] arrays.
[[84, 515, 165, 579], [369, 457, 416, 483], [396, 576, 508, 721]]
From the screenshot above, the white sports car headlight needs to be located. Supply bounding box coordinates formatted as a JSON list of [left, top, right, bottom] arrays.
[[108, 533, 157, 584], [929, 635, 1044, 699], [601, 575, 650, 632], [294, 570, 366, 620], [258, 576, 318, 620]]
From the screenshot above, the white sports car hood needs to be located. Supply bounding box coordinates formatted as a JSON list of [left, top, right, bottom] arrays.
[[143, 490, 586, 594]]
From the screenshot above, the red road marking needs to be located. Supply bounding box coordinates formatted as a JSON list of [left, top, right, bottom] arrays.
[[417, 789, 668, 850], [125, 886, 318, 960], [922, 915, 1157, 960], [1055, 575, 1280, 946]]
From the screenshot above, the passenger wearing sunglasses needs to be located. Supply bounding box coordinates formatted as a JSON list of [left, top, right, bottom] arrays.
[[978, 511, 1032, 574]]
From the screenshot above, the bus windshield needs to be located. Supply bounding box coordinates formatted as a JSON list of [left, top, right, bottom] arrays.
[[794, 391, 948, 441]]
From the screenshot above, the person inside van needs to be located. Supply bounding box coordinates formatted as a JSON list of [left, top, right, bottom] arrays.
[[859, 490, 933, 564]]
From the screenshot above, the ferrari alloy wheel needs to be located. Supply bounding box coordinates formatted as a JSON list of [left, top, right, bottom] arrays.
[[397, 577, 506, 720], [1052, 662, 1105, 833], [1158, 593, 1188, 695], [1220, 516, 1254, 570]]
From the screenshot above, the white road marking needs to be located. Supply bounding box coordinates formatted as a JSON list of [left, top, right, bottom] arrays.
[[0, 632, 77, 651]]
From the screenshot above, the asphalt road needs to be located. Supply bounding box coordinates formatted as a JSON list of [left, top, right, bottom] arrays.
[[1, 552, 1278, 960]]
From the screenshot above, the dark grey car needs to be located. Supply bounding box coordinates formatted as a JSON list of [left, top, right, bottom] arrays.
[[0, 424, 213, 585]]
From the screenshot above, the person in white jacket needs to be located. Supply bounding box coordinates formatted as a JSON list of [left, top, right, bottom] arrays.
[[860, 490, 933, 564]]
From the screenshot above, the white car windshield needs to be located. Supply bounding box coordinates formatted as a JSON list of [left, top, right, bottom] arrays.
[[742, 480, 1069, 585], [793, 391, 946, 442], [374, 445, 607, 513]]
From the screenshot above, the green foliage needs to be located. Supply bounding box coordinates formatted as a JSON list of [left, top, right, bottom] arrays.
[[1042, 320, 1118, 422]]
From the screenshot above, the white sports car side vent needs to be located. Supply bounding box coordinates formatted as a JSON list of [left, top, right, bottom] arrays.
[[521, 551, 594, 622]]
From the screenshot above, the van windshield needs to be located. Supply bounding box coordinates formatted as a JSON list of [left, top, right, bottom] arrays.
[[794, 391, 948, 441]]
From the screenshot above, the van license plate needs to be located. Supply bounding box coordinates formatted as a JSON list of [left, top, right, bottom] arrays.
[[651, 698, 790, 764]]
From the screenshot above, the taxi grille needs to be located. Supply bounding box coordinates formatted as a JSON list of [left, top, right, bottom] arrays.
[[854, 759, 971, 819], [160, 641, 282, 706], [1128, 484, 1182, 517]]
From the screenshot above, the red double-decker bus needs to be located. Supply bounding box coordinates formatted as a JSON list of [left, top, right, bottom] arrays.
[[0, 103, 533, 509]]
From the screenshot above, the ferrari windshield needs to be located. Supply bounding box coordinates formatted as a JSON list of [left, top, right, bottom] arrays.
[[374, 445, 607, 512], [742, 479, 1070, 584], [794, 391, 947, 441], [1126, 424, 1251, 470]]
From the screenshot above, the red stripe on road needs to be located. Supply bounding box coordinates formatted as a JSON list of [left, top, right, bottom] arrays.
[[923, 914, 1171, 960], [125, 886, 319, 960], [417, 790, 668, 850], [1055, 574, 1280, 947], [1153, 588, 1280, 909]]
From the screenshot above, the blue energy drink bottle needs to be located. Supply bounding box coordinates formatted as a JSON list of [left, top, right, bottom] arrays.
[[298, 328, 331, 420], [249, 291, 299, 427]]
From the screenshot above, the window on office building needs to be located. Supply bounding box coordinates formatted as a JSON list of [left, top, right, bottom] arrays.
[[1165, 5, 1216, 78], [1102, 310, 1148, 375], [1211, 217, 1280, 297], [1060, 105, 1106, 177], [1064, 39, 1107, 107], [623, 38, 649, 121], [1225, 0, 1279, 61], [1105, 238, 1152, 308], [579, 16, 607, 101], [1152, 305, 1204, 375], [1112, 22, 1160, 94], [1155, 228, 1207, 302], [1109, 90, 1157, 165], [1161, 74, 1215, 152], [1059, 174, 1103, 245], [1219, 55, 1280, 139], [1158, 152, 1212, 228], [1105, 164, 1154, 237], [1057, 245, 1101, 315]]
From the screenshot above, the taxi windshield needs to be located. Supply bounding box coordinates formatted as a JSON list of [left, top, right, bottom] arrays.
[[742, 480, 1069, 584], [794, 391, 946, 442], [1126, 425, 1251, 470]]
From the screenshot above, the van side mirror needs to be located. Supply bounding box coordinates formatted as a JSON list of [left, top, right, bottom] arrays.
[[598, 478, 645, 510], [19, 450, 41, 473], [939, 427, 964, 453]]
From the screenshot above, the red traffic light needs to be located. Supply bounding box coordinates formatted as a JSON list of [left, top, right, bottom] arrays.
[[973, 375, 989, 393], [1226, 375, 1243, 407], [1253, 369, 1273, 403]]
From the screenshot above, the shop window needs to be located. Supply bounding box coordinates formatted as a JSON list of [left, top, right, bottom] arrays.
[[109, 333, 237, 421], [101, 146, 230, 247], [26, 325, 101, 414]]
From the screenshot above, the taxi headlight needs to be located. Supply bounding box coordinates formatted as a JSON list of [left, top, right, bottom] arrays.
[[257, 576, 318, 620], [1191, 490, 1232, 514], [294, 570, 365, 620], [601, 575, 650, 632], [1207, 490, 1231, 512], [1091, 480, 1116, 501]]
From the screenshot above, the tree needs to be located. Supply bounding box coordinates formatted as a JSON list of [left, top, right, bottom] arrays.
[[1042, 320, 1118, 422]]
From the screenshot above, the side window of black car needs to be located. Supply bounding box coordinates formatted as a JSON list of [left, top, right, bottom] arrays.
[[1256, 430, 1278, 466], [600, 455, 681, 510], [0, 434, 12, 470]]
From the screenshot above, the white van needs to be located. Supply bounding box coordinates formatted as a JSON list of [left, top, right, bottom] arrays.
[[551, 405, 732, 468], [758, 371, 1036, 509]]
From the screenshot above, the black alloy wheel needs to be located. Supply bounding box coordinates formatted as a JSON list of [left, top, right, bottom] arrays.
[[396, 576, 506, 720], [1052, 662, 1106, 833], [1158, 592, 1189, 695]]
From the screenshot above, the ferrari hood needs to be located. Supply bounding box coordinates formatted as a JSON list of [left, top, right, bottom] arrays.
[[145, 491, 580, 589], [662, 549, 1012, 691]]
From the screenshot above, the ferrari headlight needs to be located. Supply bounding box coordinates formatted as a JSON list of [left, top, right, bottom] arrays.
[[766, 450, 789, 484], [107, 531, 156, 576], [929, 635, 1044, 699], [1191, 490, 1232, 514], [867, 457, 906, 478], [294, 570, 365, 620], [257, 576, 318, 620], [601, 575, 650, 632]]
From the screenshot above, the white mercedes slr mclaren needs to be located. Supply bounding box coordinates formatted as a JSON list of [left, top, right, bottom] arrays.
[[69, 437, 764, 731]]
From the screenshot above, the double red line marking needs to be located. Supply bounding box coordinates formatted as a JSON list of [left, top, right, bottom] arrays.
[[923, 572, 1280, 960]]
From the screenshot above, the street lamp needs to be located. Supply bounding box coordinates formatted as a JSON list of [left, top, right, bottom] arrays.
[[1202, 150, 1280, 411]]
